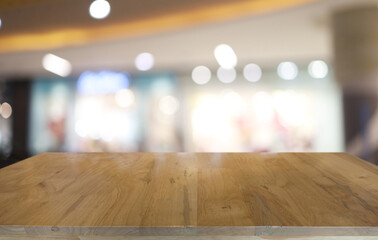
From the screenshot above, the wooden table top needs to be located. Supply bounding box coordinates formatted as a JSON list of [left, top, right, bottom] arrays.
[[0, 152, 377, 237]]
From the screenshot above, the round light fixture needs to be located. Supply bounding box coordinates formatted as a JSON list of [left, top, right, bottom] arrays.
[[89, 0, 111, 19], [192, 66, 211, 85], [135, 52, 154, 71], [217, 67, 236, 83], [243, 63, 262, 82], [214, 44, 237, 69], [277, 61, 298, 80], [308, 60, 328, 79]]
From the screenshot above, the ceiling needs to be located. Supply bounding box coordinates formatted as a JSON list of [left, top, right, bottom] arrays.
[[0, 0, 317, 52], [0, 0, 376, 77]]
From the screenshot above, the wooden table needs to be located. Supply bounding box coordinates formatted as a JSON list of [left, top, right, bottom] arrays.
[[0, 153, 377, 239]]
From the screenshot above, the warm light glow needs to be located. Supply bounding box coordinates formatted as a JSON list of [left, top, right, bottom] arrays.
[[308, 60, 328, 79], [75, 120, 87, 138], [159, 96, 179, 115], [74, 99, 103, 139], [273, 90, 306, 126], [214, 44, 237, 69], [192, 96, 222, 144], [89, 0, 111, 19], [243, 63, 262, 82], [0, 102, 12, 119], [42, 54, 72, 77], [74, 95, 136, 143], [252, 92, 274, 123], [192, 91, 247, 151], [277, 61, 298, 80], [99, 115, 129, 142], [115, 89, 135, 108], [192, 66, 211, 85], [135, 52, 154, 71], [217, 67, 236, 83], [221, 90, 246, 115]]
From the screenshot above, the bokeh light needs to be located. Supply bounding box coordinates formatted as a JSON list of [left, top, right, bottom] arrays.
[[159, 96, 179, 115], [214, 44, 238, 69], [115, 89, 135, 108], [217, 67, 236, 83], [135, 52, 154, 71], [308, 60, 328, 79], [221, 90, 246, 115], [273, 90, 306, 127], [192, 96, 222, 148], [277, 61, 298, 80], [243, 63, 262, 82], [74, 120, 87, 138], [0, 102, 12, 119], [252, 91, 274, 123], [192, 66, 211, 85], [89, 0, 111, 19], [42, 54, 72, 77]]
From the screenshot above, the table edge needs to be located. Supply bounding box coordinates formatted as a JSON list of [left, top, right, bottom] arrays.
[[0, 226, 377, 237]]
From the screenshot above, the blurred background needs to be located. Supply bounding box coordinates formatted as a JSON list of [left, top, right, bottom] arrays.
[[0, 0, 377, 167]]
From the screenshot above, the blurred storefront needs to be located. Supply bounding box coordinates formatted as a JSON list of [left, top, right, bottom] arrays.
[[10, 62, 343, 156]]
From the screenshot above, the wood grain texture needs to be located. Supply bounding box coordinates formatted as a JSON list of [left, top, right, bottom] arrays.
[[0, 153, 377, 238], [1, 237, 378, 240]]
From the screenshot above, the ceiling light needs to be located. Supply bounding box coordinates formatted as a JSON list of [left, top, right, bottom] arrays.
[[277, 61, 298, 80], [89, 0, 111, 19], [243, 63, 262, 82], [135, 52, 154, 71], [308, 60, 328, 79], [192, 66, 211, 85], [217, 67, 236, 83], [42, 54, 72, 77], [214, 44, 237, 69]]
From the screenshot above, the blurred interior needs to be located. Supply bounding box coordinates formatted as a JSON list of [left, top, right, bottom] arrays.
[[0, 0, 377, 167]]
